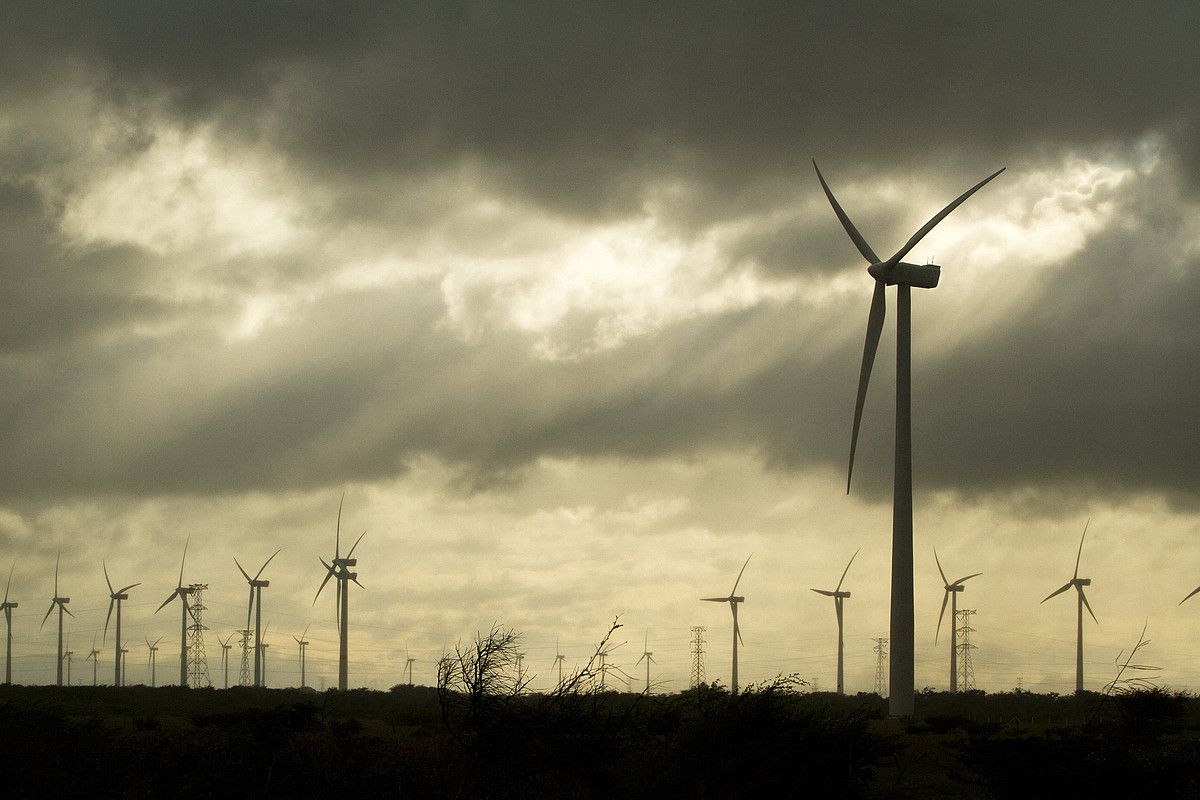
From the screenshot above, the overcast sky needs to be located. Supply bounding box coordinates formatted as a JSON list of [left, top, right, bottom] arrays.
[[3, 3, 1200, 694]]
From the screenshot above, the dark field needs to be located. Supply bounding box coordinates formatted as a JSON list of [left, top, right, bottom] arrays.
[[2, 682, 1200, 799]]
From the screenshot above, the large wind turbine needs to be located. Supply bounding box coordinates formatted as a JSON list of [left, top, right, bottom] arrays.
[[934, 548, 981, 693], [314, 496, 365, 691], [701, 554, 752, 696], [2, 564, 16, 685], [816, 160, 1004, 716], [1041, 521, 1097, 694], [103, 562, 140, 688], [155, 539, 198, 687], [236, 549, 280, 688], [41, 551, 74, 686], [812, 549, 859, 695]]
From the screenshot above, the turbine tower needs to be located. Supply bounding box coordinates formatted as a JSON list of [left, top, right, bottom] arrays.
[[934, 548, 981, 693], [701, 554, 752, 696], [2, 564, 17, 685], [816, 159, 1004, 716], [634, 632, 655, 694], [146, 637, 162, 687], [103, 562, 140, 688], [236, 549, 280, 688], [314, 495, 365, 691], [40, 551, 74, 687], [812, 549, 859, 695], [1041, 521, 1097, 694], [155, 539, 198, 687], [293, 626, 310, 688]]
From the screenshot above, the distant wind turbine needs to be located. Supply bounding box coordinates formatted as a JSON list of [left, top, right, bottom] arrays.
[[293, 626, 310, 688], [554, 639, 566, 688], [260, 623, 271, 687], [63, 637, 74, 686], [817, 160, 1004, 716], [84, 634, 100, 686], [217, 634, 233, 689], [812, 549, 859, 695], [934, 548, 981, 693], [41, 551, 74, 686], [1041, 521, 1097, 694], [236, 549, 281, 688], [701, 554, 752, 696], [2, 564, 17, 685], [146, 637, 162, 687], [103, 562, 140, 688], [634, 632, 655, 694], [155, 539, 198, 687], [314, 495, 365, 691], [404, 646, 416, 686]]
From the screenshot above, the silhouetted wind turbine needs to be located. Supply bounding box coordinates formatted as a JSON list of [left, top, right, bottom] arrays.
[[404, 646, 416, 685], [1041, 521, 1097, 694], [260, 623, 271, 687], [701, 554, 752, 696], [314, 495, 365, 691], [217, 634, 233, 689], [293, 626, 310, 688], [146, 637, 162, 687], [816, 160, 1004, 716], [41, 551, 74, 686], [934, 548, 981, 693], [155, 539, 198, 687], [634, 632, 655, 693], [2, 564, 16, 685], [812, 549, 859, 695], [103, 562, 140, 688], [63, 637, 74, 686], [236, 549, 280, 688], [554, 639, 566, 688], [84, 634, 100, 686]]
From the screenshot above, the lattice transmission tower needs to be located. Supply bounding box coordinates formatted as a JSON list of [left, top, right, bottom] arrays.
[[872, 637, 888, 696], [690, 626, 706, 688], [186, 584, 211, 687], [955, 609, 978, 691], [239, 628, 252, 687]]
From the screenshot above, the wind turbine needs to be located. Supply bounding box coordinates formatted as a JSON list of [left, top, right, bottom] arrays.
[[63, 638, 73, 686], [236, 549, 280, 688], [146, 637, 162, 687], [155, 539, 198, 687], [934, 548, 981, 693], [119, 648, 129, 686], [85, 634, 100, 686], [217, 634, 233, 689], [260, 624, 271, 687], [554, 639, 566, 688], [103, 562, 140, 688], [812, 549, 859, 695], [293, 626, 310, 688], [701, 554, 752, 696], [1041, 521, 1097, 694], [41, 551, 74, 686], [634, 632, 655, 694], [816, 160, 1004, 717], [314, 495, 365, 691], [404, 646, 416, 686], [2, 564, 17, 685]]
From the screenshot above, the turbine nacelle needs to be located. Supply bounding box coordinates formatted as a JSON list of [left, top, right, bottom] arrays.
[[1075, 578, 1091, 587], [867, 261, 941, 288], [250, 579, 270, 588]]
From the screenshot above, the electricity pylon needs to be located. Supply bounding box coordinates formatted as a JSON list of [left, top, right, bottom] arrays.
[[956, 609, 977, 691], [872, 637, 889, 697], [238, 628, 252, 687], [186, 583, 211, 687], [689, 626, 706, 688]]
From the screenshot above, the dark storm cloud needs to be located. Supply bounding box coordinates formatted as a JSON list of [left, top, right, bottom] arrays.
[[4, 2, 1198, 216]]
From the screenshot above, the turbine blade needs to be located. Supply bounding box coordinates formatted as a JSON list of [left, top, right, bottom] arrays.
[[351, 576, 365, 590], [336, 492, 344, 558], [41, 602, 55, 629], [103, 561, 113, 595], [811, 588, 835, 596], [63, 605, 74, 618], [155, 592, 177, 613], [3, 562, 11, 604], [104, 599, 115, 642], [234, 558, 252, 583], [635, 654, 646, 666], [847, 281, 885, 493], [254, 548, 282, 581], [730, 554, 753, 596], [346, 530, 367, 560], [935, 590, 949, 644], [885, 167, 1005, 266], [178, 537, 189, 589], [933, 547, 948, 586], [1080, 588, 1097, 623], [700, 597, 728, 602], [314, 560, 336, 604], [955, 573, 983, 585], [734, 614, 744, 647], [246, 587, 255, 630], [836, 548, 860, 593], [812, 160, 880, 263], [1074, 518, 1090, 580], [54, 551, 60, 596], [117, 583, 141, 595], [1180, 585, 1200, 605], [1042, 581, 1073, 603]]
